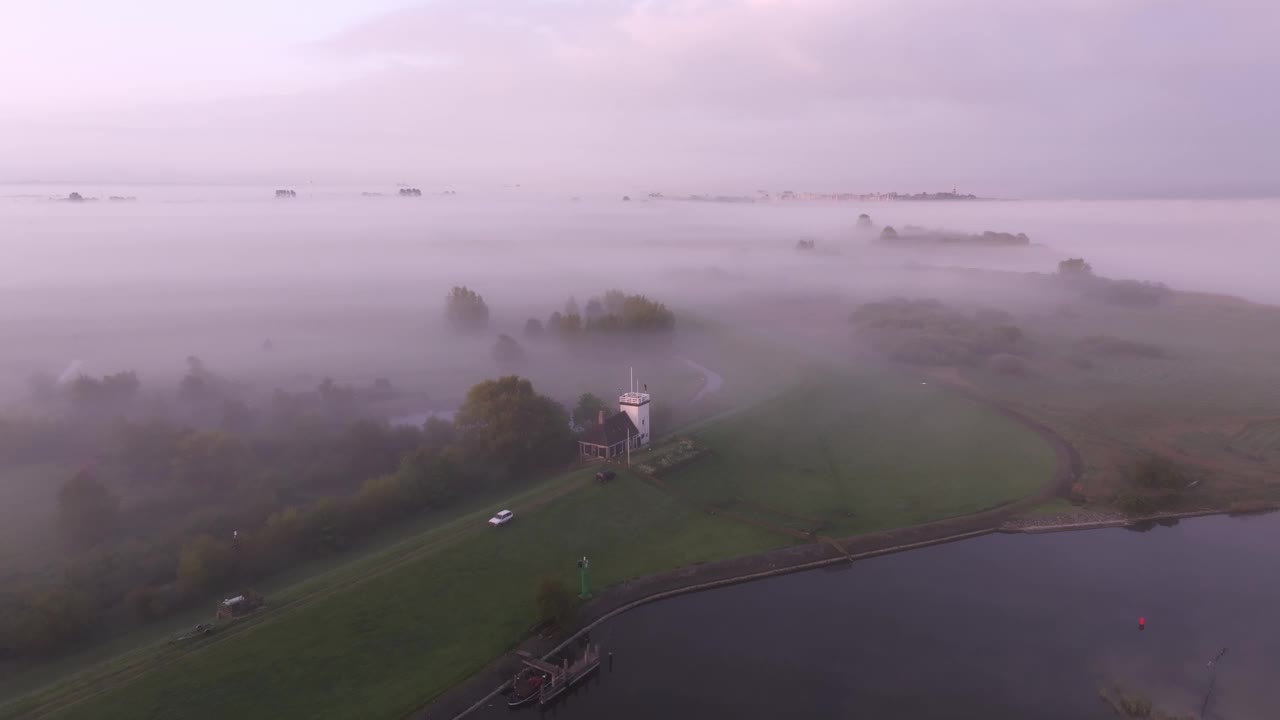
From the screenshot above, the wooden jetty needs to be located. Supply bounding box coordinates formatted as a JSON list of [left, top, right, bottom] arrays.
[[516, 645, 602, 706]]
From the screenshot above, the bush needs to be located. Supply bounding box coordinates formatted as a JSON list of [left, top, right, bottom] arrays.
[[987, 353, 1029, 376], [125, 585, 176, 622], [535, 576, 576, 627], [1076, 335, 1167, 359], [1128, 455, 1187, 490], [1114, 491, 1160, 516], [1057, 258, 1093, 275], [176, 535, 235, 597]]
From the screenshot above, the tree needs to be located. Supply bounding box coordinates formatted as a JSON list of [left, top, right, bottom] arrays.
[[421, 416, 458, 451], [454, 376, 572, 475], [113, 419, 184, 484], [558, 313, 583, 337], [176, 534, 234, 596], [69, 371, 140, 413], [57, 469, 120, 547], [171, 430, 248, 494], [317, 377, 357, 419], [491, 334, 528, 371], [535, 576, 576, 627], [1058, 257, 1093, 276], [17, 583, 96, 655], [584, 298, 605, 319], [573, 393, 608, 429], [879, 226, 898, 240], [523, 317, 545, 339], [602, 289, 627, 314], [857, 213, 873, 228], [444, 286, 490, 332], [563, 296, 580, 317]]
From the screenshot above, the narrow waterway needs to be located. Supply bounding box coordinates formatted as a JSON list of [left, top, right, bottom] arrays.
[[476, 514, 1280, 719]]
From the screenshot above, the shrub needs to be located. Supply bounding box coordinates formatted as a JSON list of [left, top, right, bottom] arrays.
[[1076, 335, 1167, 359], [1128, 455, 1187, 490], [1058, 258, 1093, 276], [535, 577, 576, 627], [987, 353, 1029, 376], [125, 585, 175, 622]]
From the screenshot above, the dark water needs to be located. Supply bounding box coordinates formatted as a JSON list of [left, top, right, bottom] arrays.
[[476, 514, 1280, 719]]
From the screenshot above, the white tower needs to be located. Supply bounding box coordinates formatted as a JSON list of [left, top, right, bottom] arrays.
[[619, 384, 651, 448]]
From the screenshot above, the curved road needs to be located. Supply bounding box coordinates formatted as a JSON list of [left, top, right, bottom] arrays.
[[677, 356, 723, 404]]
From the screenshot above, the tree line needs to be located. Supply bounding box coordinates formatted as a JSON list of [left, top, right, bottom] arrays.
[[0, 374, 573, 661]]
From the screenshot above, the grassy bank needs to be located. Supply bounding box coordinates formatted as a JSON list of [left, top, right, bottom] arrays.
[[665, 367, 1057, 536], [14, 472, 785, 720], [11, 366, 1059, 720]]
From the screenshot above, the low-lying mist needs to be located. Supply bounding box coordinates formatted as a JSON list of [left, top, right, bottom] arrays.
[[4, 188, 1278, 407]]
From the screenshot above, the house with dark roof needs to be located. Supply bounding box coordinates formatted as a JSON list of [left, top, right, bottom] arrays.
[[578, 408, 641, 459]]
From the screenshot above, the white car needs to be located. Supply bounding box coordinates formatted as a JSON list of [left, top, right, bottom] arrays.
[[488, 509, 514, 526]]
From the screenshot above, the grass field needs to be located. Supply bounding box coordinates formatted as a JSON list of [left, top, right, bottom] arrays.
[[7, 362, 1059, 720], [665, 366, 1057, 536], [0, 469, 601, 705], [11, 470, 785, 720]]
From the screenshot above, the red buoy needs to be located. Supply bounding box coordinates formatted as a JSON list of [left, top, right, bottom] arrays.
[[1139, 617, 1146, 630]]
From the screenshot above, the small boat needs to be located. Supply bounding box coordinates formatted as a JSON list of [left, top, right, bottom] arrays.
[[507, 668, 547, 708]]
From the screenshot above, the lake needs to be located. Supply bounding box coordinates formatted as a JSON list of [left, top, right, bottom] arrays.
[[474, 514, 1280, 719]]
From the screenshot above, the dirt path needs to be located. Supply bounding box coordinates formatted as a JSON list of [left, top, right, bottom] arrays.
[[421, 377, 1082, 720], [677, 356, 723, 404]]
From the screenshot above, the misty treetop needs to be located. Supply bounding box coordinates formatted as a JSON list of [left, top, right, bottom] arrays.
[[573, 392, 609, 429], [523, 317, 545, 339], [57, 468, 121, 548], [539, 290, 675, 339], [1055, 257, 1169, 306], [1058, 257, 1094, 276], [491, 333, 528, 370], [445, 285, 490, 332], [69, 371, 140, 414], [877, 225, 1031, 246]]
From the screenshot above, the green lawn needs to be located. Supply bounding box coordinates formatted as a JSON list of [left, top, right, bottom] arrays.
[[665, 366, 1057, 536], [0, 468, 595, 706], [27, 472, 785, 720], [10, 362, 1059, 720]]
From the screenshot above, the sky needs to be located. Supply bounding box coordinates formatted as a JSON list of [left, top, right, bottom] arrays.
[[1, 0, 1277, 197]]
